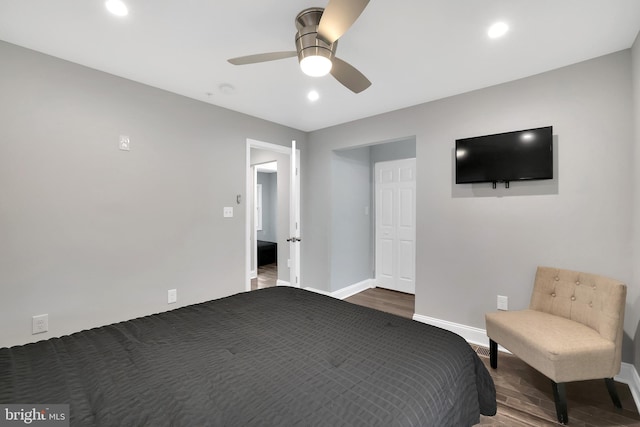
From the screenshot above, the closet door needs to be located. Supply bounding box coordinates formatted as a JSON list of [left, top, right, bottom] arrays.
[[375, 158, 416, 294]]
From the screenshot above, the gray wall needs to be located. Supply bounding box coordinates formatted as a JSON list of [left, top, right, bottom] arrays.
[[370, 138, 416, 164], [302, 50, 636, 363], [2, 36, 639, 374], [330, 147, 372, 291], [256, 172, 277, 243], [0, 41, 306, 347], [632, 32, 640, 371]]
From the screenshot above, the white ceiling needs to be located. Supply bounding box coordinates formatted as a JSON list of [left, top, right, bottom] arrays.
[[1, 0, 640, 132]]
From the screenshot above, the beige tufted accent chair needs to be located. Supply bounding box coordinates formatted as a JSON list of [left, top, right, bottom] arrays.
[[485, 266, 627, 424]]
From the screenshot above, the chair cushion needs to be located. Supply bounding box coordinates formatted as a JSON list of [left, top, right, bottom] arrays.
[[486, 309, 617, 383]]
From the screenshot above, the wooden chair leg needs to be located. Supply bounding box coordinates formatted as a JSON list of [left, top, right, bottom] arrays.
[[605, 378, 623, 409], [489, 339, 498, 369], [551, 381, 568, 424]]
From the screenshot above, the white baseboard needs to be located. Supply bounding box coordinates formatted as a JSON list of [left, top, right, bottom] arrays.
[[250, 270, 257, 280], [304, 279, 375, 300], [412, 313, 640, 412], [332, 279, 376, 299], [616, 362, 640, 410], [412, 313, 491, 348], [276, 279, 291, 287], [304, 287, 332, 296]]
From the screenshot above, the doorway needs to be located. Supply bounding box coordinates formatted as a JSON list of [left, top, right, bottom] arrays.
[[329, 137, 416, 294], [253, 162, 278, 289], [245, 139, 301, 292]]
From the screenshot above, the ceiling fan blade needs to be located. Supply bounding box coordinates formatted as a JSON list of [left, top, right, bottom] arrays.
[[330, 57, 371, 94], [317, 0, 369, 44], [228, 51, 297, 65]]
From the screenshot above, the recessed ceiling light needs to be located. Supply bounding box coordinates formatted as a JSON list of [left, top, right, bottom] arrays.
[[488, 22, 509, 39], [307, 90, 320, 102], [218, 83, 236, 95], [105, 0, 128, 16]]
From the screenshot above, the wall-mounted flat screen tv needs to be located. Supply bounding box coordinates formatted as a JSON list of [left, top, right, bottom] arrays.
[[455, 126, 553, 186]]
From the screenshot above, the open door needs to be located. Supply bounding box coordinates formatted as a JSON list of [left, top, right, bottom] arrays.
[[288, 140, 301, 287], [246, 139, 301, 290]]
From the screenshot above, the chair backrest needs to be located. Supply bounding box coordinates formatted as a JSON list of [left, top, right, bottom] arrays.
[[529, 266, 626, 367]]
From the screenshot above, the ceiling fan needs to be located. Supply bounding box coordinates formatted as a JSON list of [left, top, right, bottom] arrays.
[[227, 0, 371, 94]]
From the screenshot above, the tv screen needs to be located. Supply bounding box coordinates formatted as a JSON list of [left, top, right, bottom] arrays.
[[455, 126, 553, 185]]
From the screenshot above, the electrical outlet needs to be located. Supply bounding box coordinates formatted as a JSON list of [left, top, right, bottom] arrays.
[[223, 207, 233, 218], [32, 314, 49, 334], [168, 289, 177, 304], [497, 295, 508, 311]]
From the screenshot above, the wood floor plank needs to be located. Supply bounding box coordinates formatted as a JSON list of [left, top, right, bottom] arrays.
[[251, 262, 277, 290], [345, 287, 414, 319]]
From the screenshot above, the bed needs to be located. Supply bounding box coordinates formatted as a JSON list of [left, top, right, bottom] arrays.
[[0, 287, 496, 426], [257, 240, 277, 266]]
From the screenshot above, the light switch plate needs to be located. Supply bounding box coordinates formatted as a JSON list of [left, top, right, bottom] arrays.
[[32, 314, 49, 334], [119, 135, 130, 151]]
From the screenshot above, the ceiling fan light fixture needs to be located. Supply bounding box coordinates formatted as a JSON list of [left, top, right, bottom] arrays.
[[228, 2, 372, 93], [105, 0, 128, 16], [300, 55, 333, 77]]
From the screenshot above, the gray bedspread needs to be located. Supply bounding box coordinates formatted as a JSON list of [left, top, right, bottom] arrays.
[[0, 287, 496, 426]]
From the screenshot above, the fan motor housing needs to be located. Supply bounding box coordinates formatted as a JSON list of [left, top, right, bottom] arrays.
[[295, 7, 323, 29], [294, 8, 336, 64]]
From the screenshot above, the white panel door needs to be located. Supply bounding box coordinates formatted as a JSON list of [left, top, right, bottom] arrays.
[[375, 158, 416, 294], [289, 140, 301, 287]]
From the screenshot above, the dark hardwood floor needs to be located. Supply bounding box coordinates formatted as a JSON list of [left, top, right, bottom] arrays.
[[345, 287, 640, 426], [251, 262, 277, 290], [345, 287, 414, 318]]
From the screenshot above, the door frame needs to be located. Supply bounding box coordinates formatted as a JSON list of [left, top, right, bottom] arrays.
[[245, 138, 300, 291]]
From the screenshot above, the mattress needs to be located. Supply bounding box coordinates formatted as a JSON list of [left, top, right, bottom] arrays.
[[0, 287, 496, 426]]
